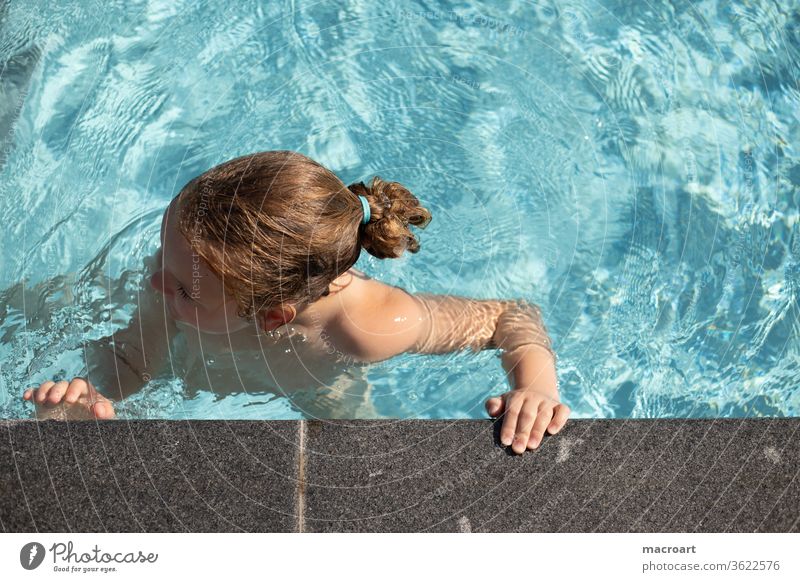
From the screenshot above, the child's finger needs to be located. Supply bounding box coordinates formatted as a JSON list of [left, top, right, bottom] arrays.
[[500, 394, 524, 447], [527, 405, 552, 449], [485, 396, 504, 417], [92, 400, 115, 420], [65, 384, 83, 403], [546, 403, 571, 435], [511, 403, 538, 454], [65, 378, 89, 404], [23, 389, 32, 400], [46, 380, 70, 405], [35, 381, 56, 404]]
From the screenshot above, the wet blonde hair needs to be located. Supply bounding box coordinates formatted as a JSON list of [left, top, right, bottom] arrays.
[[175, 150, 432, 318]]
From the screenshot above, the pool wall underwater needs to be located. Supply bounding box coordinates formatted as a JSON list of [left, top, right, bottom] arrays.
[[2, 418, 798, 532]]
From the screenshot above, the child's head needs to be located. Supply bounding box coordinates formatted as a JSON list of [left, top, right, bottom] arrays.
[[150, 150, 431, 334]]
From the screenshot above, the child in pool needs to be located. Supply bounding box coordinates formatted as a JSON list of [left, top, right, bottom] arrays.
[[23, 150, 570, 454]]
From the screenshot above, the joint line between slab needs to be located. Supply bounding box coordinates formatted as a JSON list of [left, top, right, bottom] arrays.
[[296, 420, 307, 533]]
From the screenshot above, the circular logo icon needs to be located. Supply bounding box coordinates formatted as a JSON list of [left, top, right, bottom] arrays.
[[20, 542, 46, 570]]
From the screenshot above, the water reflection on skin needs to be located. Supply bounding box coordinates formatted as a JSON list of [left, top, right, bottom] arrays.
[[170, 315, 381, 419], [136, 298, 381, 420], [164, 283, 556, 419], [410, 292, 555, 359]]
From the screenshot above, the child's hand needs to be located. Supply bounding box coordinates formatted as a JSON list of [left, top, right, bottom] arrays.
[[485, 389, 570, 454], [22, 378, 116, 420]]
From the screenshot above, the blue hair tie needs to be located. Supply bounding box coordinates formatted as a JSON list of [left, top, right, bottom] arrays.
[[358, 195, 371, 225]]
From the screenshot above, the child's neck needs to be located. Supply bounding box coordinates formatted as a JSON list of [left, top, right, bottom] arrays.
[[289, 268, 358, 332]]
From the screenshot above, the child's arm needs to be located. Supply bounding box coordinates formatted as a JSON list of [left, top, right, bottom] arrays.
[[23, 251, 179, 419], [327, 277, 570, 453], [83, 248, 179, 401]]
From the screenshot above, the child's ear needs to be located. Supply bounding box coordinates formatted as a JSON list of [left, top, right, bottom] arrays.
[[256, 310, 276, 333], [258, 304, 297, 332]]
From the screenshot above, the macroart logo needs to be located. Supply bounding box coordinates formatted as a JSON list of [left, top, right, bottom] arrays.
[[20, 542, 46, 570]]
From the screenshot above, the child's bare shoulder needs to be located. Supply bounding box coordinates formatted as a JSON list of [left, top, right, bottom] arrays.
[[329, 267, 395, 314], [314, 268, 425, 362]]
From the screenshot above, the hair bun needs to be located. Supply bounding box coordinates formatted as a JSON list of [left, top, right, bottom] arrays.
[[347, 176, 432, 259]]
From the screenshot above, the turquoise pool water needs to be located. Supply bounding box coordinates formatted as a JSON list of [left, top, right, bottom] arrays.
[[1, 0, 799, 420]]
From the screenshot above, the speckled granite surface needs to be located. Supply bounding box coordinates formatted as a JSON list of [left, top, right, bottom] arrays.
[[2, 419, 798, 532]]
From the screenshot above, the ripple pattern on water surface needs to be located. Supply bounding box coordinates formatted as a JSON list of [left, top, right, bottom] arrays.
[[1, 0, 798, 419]]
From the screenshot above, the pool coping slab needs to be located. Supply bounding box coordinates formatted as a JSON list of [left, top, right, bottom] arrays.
[[0, 420, 299, 532], [2, 418, 798, 532]]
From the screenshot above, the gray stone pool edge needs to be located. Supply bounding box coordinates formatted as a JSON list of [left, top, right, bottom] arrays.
[[1, 418, 798, 532]]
